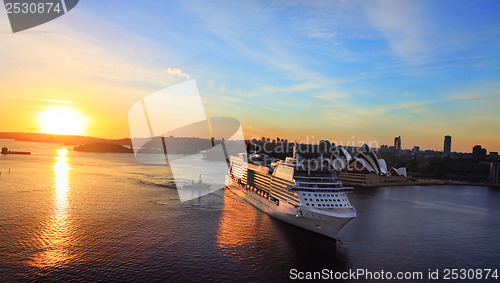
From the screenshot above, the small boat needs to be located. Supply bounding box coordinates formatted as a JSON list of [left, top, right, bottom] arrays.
[[180, 174, 211, 190], [1, 147, 31, 155]]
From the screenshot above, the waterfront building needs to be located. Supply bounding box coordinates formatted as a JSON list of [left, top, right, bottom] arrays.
[[490, 162, 500, 185], [325, 144, 393, 176], [347, 144, 387, 175], [489, 152, 499, 160], [389, 167, 407, 177], [323, 143, 409, 186]]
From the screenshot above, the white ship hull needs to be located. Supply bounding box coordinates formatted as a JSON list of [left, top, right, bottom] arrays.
[[225, 175, 354, 239]]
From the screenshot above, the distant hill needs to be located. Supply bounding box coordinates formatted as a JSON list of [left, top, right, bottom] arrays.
[[0, 132, 131, 146], [0, 132, 245, 154], [74, 143, 133, 153]]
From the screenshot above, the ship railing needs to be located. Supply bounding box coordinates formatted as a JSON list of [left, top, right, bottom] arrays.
[[293, 184, 344, 189], [294, 181, 343, 187], [288, 186, 354, 193], [294, 176, 336, 181]]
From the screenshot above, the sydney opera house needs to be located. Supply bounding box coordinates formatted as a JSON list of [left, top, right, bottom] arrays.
[[322, 144, 408, 186], [323, 143, 406, 176]]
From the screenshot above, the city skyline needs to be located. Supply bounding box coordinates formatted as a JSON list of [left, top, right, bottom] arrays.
[[253, 134, 497, 155], [1, 1, 500, 153]]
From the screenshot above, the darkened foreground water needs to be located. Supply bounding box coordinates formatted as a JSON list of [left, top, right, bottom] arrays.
[[1, 139, 499, 282]]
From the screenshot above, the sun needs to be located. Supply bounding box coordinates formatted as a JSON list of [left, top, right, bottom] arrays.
[[38, 106, 89, 136]]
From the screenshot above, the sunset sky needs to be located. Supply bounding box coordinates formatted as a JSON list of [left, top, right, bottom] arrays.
[[1, 0, 499, 153]]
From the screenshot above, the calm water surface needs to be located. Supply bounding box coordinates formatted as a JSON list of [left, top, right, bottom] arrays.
[[1, 139, 499, 282]]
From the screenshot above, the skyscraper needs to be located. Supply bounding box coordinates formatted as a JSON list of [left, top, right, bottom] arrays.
[[394, 136, 401, 152], [473, 145, 487, 160], [444, 135, 451, 154]]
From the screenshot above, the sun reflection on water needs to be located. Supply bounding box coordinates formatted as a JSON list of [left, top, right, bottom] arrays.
[[29, 148, 74, 267]]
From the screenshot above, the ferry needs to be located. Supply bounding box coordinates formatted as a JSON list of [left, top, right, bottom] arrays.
[[225, 151, 356, 239]]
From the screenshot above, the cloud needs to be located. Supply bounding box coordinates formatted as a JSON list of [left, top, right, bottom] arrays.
[[166, 68, 192, 80], [363, 1, 428, 60], [315, 91, 346, 100]]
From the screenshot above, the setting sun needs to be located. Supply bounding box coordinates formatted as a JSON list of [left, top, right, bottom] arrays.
[[38, 106, 89, 136]]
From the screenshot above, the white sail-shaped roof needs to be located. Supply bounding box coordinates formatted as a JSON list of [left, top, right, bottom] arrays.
[[390, 167, 407, 177], [348, 157, 376, 173], [357, 144, 381, 174], [329, 143, 393, 176], [330, 153, 349, 170], [356, 151, 380, 175], [338, 146, 352, 162], [378, 159, 388, 175]]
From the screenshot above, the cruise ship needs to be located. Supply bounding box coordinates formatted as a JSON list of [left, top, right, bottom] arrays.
[[225, 152, 356, 239]]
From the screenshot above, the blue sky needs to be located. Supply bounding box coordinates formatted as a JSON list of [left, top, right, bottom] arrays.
[[1, 0, 500, 152]]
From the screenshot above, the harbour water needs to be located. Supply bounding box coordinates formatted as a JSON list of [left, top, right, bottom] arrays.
[[1, 139, 499, 282]]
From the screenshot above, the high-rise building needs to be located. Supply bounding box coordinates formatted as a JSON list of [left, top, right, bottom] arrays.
[[319, 140, 331, 153], [444, 135, 451, 154], [394, 136, 401, 152], [473, 145, 487, 160]]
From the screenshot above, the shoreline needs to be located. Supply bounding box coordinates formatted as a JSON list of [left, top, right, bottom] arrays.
[[351, 177, 500, 188]]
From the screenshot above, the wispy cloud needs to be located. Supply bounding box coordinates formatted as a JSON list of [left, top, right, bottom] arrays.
[[166, 68, 192, 80], [0, 95, 74, 104]]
